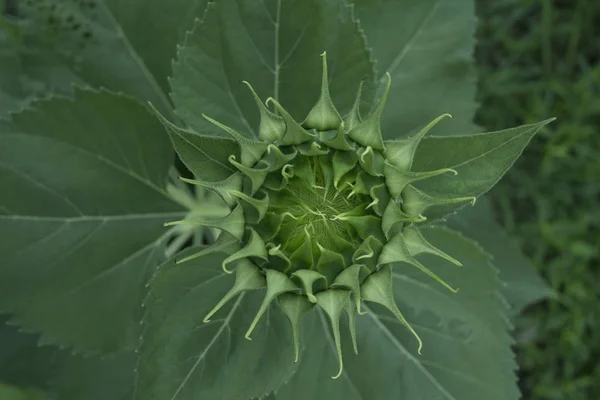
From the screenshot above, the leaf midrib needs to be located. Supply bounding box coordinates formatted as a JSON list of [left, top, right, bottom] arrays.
[[362, 303, 458, 400], [385, 0, 442, 77], [444, 125, 537, 170], [97, 0, 173, 117], [2, 133, 175, 204], [169, 293, 246, 400]]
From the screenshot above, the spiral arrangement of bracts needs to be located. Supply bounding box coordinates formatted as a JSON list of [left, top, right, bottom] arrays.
[[159, 53, 475, 378]]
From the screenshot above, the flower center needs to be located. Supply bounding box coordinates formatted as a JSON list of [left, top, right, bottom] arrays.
[[263, 155, 372, 255]]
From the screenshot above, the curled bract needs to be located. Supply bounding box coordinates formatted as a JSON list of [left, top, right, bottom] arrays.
[[160, 52, 474, 378]]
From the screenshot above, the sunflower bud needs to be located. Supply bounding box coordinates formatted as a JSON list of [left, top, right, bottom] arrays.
[[165, 52, 474, 378]]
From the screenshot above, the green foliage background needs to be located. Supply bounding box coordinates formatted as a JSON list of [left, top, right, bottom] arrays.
[[477, 0, 600, 399]]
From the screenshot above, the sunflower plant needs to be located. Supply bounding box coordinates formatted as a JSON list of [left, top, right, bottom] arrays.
[[0, 1, 552, 399]]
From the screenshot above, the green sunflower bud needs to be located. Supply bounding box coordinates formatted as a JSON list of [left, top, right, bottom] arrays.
[[161, 53, 473, 378]]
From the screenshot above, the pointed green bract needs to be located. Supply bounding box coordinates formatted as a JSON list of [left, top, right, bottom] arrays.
[[411, 118, 555, 219], [358, 146, 385, 176], [381, 200, 425, 240], [403, 226, 463, 267], [332, 264, 370, 314], [222, 229, 269, 274], [293, 270, 328, 304], [347, 73, 390, 150], [343, 80, 364, 131], [320, 124, 354, 150], [149, 102, 239, 181], [332, 150, 359, 189], [315, 289, 351, 379], [165, 204, 246, 241], [303, 52, 343, 131], [180, 173, 243, 207], [243, 81, 286, 143], [316, 244, 348, 283], [401, 185, 476, 218], [367, 183, 391, 216], [278, 293, 315, 362], [229, 156, 270, 195], [352, 236, 384, 270], [267, 98, 314, 146], [384, 113, 452, 171], [361, 265, 423, 354], [176, 232, 240, 265], [343, 298, 359, 354], [230, 190, 269, 223], [203, 114, 267, 166], [379, 235, 459, 293], [245, 270, 299, 340], [298, 141, 330, 156], [384, 162, 457, 198], [204, 259, 266, 322]]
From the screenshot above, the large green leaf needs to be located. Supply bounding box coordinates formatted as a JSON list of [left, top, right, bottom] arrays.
[[171, 0, 375, 136], [151, 107, 240, 181], [272, 227, 518, 400], [446, 196, 553, 315], [102, 0, 209, 96], [136, 245, 296, 400], [0, 89, 183, 354], [353, 0, 479, 137], [0, 315, 135, 400], [407, 119, 554, 219], [0, 0, 199, 116]]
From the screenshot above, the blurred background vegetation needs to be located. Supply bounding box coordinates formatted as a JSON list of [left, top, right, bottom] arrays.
[[476, 0, 599, 399]]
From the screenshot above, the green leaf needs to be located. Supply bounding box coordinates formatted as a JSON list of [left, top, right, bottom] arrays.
[[272, 227, 519, 400], [0, 89, 183, 354], [171, 0, 375, 136], [150, 105, 240, 181], [352, 0, 479, 137], [409, 119, 555, 219], [136, 245, 296, 400], [446, 196, 553, 314], [0, 315, 136, 400], [102, 0, 209, 95], [0, 0, 181, 116]]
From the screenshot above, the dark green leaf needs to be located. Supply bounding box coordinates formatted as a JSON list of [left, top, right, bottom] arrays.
[[102, 0, 209, 95], [0, 89, 183, 353], [353, 0, 479, 137], [273, 227, 519, 400], [0, 315, 135, 400], [136, 245, 296, 400], [0, 0, 190, 116], [150, 105, 239, 181], [410, 119, 554, 219], [446, 196, 553, 314], [171, 0, 375, 136]]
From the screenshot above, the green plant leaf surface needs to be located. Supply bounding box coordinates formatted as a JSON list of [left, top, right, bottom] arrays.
[[408, 119, 554, 219], [0, 89, 183, 354], [136, 245, 296, 400], [150, 106, 240, 181], [171, 0, 375, 136], [0, 0, 206, 117], [352, 0, 479, 137], [446, 196, 553, 315], [0, 315, 136, 400], [272, 227, 518, 400]]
